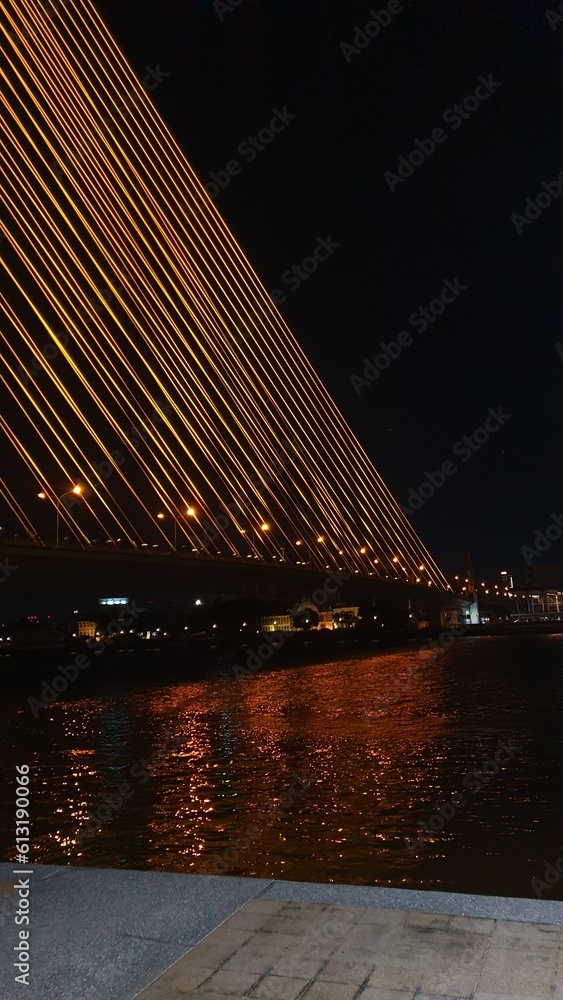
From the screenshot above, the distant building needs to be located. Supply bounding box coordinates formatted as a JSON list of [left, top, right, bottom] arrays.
[[261, 614, 293, 634], [510, 589, 563, 622], [77, 620, 96, 638], [261, 606, 359, 633]]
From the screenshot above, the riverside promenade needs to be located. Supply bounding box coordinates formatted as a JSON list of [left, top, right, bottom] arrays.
[[0, 863, 562, 1000]]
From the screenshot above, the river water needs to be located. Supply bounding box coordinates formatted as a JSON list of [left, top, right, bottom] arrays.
[[2, 635, 562, 899]]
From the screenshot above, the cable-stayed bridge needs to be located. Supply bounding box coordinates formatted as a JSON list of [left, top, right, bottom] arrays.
[[0, 0, 460, 620]]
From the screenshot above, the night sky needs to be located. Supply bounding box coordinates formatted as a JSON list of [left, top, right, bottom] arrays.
[[8, 0, 563, 583], [91, 0, 562, 582]]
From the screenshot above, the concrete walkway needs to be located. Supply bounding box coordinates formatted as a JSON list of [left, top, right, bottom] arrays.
[[0, 864, 561, 1000], [136, 897, 563, 999]]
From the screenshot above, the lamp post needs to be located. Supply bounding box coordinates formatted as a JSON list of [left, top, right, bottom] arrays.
[[157, 512, 178, 550], [38, 485, 82, 548], [246, 522, 269, 557], [158, 507, 197, 552], [295, 539, 311, 565]]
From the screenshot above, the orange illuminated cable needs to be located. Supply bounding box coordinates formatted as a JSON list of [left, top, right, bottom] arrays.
[[49, 0, 440, 584], [0, 7, 406, 572], [1, 1, 448, 585]]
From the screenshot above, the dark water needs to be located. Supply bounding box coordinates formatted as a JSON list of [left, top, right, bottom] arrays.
[[2, 635, 562, 899]]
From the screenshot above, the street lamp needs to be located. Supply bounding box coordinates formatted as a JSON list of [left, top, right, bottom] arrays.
[[157, 512, 178, 550], [249, 522, 269, 556], [38, 485, 82, 547], [295, 538, 312, 565], [157, 507, 197, 551]]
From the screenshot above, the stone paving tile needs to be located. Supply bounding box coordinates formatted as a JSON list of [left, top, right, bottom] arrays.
[[269, 953, 327, 979], [316, 956, 375, 985], [323, 904, 367, 924], [491, 919, 561, 950], [247, 974, 311, 998], [188, 994, 243, 1000], [301, 981, 360, 999], [196, 968, 262, 995], [185, 928, 255, 970], [355, 928, 443, 968], [360, 990, 416, 1000], [221, 932, 296, 975], [366, 962, 424, 992], [447, 915, 495, 935], [135, 902, 563, 1000], [402, 911, 450, 930], [260, 913, 323, 936], [361, 908, 407, 928], [420, 930, 490, 998], [477, 947, 556, 995], [222, 909, 277, 933], [136, 962, 216, 996], [240, 899, 287, 916], [474, 995, 550, 1000], [416, 995, 471, 1000]]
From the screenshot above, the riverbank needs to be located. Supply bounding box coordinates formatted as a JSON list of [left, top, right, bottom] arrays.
[[2, 620, 563, 677], [0, 864, 561, 999]]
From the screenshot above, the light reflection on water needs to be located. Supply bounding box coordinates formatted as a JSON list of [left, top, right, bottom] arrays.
[[1, 635, 562, 898]]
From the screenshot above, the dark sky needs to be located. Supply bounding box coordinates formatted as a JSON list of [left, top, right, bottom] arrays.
[[12, 0, 563, 583]]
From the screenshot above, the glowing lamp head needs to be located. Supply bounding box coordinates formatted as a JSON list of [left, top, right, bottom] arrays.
[[37, 492, 47, 499], [157, 513, 165, 520], [317, 535, 325, 543], [72, 486, 82, 495], [392, 556, 399, 563], [360, 547, 367, 554], [186, 507, 196, 516], [260, 523, 270, 531]]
